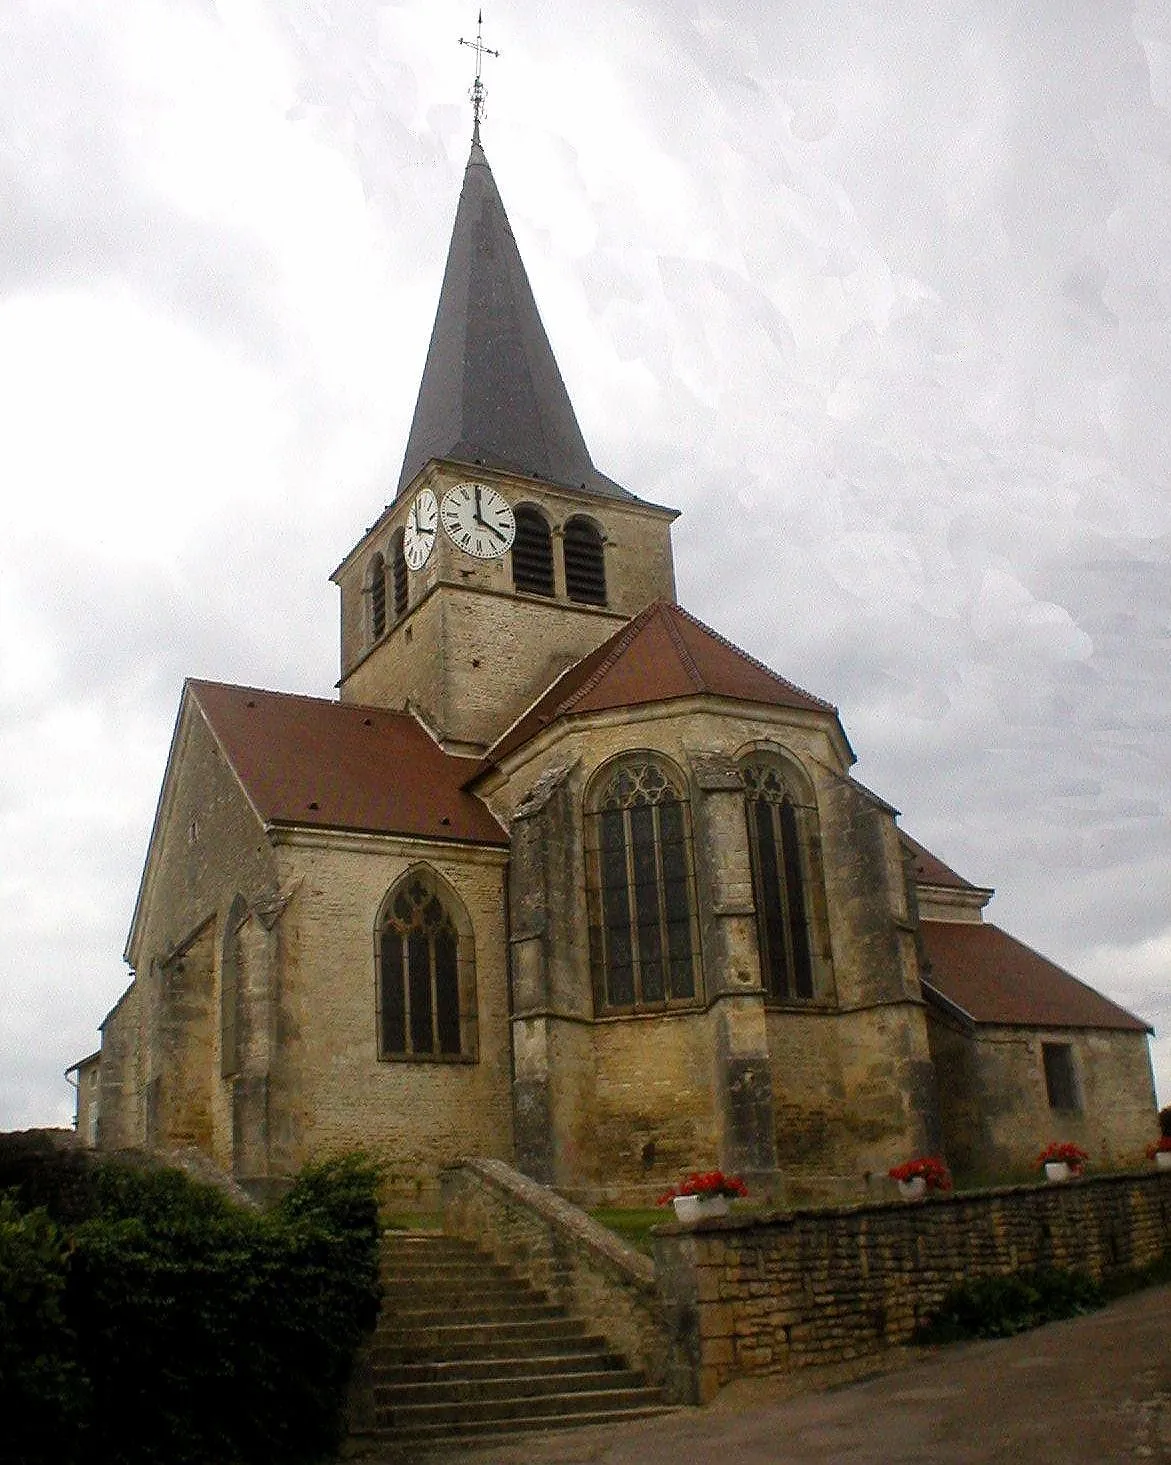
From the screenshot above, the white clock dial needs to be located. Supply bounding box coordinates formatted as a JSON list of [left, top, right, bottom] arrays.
[[440, 481, 516, 559], [404, 488, 439, 571]]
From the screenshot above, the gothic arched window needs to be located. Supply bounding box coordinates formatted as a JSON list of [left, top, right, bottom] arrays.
[[586, 758, 700, 1013], [564, 516, 606, 605], [512, 505, 555, 596], [376, 869, 475, 1060], [369, 552, 387, 640], [742, 760, 815, 1001], [391, 529, 409, 619]]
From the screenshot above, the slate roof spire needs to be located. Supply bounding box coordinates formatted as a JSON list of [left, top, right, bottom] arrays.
[[395, 137, 632, 500]]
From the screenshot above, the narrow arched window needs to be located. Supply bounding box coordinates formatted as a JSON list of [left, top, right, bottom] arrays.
[[564, 516, 606, 605], [587, 759, 699, 1013], [220, 895, 247, 1079], [377, 870, 474, 1059], [512, 506, 554, 596], [742, 762, 814, 1000], [369, 552, 387, 640], [391, 530, 408, 619]]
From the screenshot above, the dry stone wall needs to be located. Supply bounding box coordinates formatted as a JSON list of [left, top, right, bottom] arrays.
[[653, 1171, 1171, 1402]]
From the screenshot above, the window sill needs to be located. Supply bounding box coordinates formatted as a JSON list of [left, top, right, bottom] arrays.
[[377, 1052, 477, 1065]]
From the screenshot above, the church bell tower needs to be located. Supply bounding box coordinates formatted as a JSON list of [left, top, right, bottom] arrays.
[[331, 113, 679, 753]]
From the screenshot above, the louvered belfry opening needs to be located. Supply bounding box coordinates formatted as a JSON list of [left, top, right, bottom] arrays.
[[391, 530, 408, 618], [370, 553, 387, 639], [512, 506, 555, 595], [564, 516, 606, 604]]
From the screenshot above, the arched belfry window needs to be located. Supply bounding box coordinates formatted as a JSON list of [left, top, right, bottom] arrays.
[[391, 530, 408, 619], [512, 505, 554, 596], [564, 516, 606, 605], [376, 868, 476, 1060], [586, 757, 700, 1013], [369, 552, 387, 640], [742, 759, 816, 1001]]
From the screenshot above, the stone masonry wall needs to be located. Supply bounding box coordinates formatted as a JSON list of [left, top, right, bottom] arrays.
[[652, 1171, 1171, 1403], [441, 1157, 667, 1387]]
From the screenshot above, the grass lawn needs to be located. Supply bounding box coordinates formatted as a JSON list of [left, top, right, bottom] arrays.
[[589, 1207, 667, 1254]]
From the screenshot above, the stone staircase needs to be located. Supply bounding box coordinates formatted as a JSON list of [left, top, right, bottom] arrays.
[[362, 1229, 672, 1452]]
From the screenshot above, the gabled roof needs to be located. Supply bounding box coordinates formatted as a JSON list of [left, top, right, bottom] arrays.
[[396, 138, 632, 502], [487, 601, 842, 765], [920, 920, 1150, 1033], [189, 681, 507, 846]]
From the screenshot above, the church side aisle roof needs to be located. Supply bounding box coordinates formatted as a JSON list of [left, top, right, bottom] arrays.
[[920, 920, 1150, 1032], [486, 600, 842, 765], [396, 139, 632, 502], [189, 681, 507, 845]]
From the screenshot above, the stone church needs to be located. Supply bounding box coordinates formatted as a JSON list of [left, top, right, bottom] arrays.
[[74, 126, 1157, 1207]]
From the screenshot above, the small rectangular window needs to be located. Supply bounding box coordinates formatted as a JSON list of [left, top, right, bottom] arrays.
[[1042, 1042, 1081, 1111]]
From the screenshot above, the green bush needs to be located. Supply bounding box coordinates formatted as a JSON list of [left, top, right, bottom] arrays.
[[2, 1152, 382, 1465], [0, 1195, 87, 1465], [916, 1266, 1102, 1343]]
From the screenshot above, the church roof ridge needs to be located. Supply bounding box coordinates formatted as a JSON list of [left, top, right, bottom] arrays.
[[395, 136, 636, 503], [486, 599, 842, 766]]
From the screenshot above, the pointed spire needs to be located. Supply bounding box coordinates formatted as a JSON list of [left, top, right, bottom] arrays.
[[395, 139, 632, 500]]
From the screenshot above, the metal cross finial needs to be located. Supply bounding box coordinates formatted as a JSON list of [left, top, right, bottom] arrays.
[[458, 10, 499, 143]]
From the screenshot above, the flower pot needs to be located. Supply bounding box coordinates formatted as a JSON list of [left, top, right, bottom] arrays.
[[1156, 1151, 1171, 1172], [1044, 1161, 1072, 1182], [897, 1176, 927, 1201], [672, 1193, 730, 1223]]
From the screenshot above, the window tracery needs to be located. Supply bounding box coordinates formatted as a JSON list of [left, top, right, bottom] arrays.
[[377, 870, 471, 1059], [587, 758, 699, 1013], [742, 759, 815, 1001]]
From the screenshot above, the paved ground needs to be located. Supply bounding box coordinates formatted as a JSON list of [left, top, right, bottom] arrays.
[[366, 1283, 1171, 1464]]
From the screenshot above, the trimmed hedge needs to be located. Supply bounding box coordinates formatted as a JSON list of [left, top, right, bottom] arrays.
[[1, 1152, 381, 1465]]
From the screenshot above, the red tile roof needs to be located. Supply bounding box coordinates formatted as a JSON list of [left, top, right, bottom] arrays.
[[920, 920, 1150, 1032], [189, 681, 507, 846], [900, 832, 979, 890], [489, 601, 838, 763]]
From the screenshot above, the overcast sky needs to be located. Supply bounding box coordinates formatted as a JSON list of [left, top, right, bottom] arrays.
[[2, 0, 1169, 1132]]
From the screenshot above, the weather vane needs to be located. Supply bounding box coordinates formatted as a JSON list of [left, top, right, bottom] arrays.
[[459, 10, 499, 142]]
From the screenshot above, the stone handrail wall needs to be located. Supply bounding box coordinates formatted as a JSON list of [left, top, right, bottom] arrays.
[[440, 1157, 667, 1387], [652, 1170, 1171, 1403]]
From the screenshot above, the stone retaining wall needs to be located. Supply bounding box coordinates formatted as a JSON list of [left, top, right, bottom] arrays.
[[440, 1157, 667, 1386], [653, 1170, 1171, 1403]]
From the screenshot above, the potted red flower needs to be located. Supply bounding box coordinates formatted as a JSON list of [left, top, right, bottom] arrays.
[[1037, 1141, 1088, 1182], [658, 1169, 748, 1222], [888, 1156, 952, 1201], [1146, 1136, 1171, 1172]]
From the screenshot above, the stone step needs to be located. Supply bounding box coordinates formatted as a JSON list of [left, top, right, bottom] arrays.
[[375, 1382, 666, 1431], [373, 1318, 600, 1359], [371, 1350, 625, 1386], [360, 1230, 671, 1450], [383, 1298, 565, 1326], [375, 1365, 646, 1407], [366, 1403, 676, 1449], [379, 1263, 520, 1285]]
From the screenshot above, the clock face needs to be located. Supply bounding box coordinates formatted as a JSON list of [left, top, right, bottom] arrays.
[[403, 488, 438, 571], [440, 481, 516, 559]]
